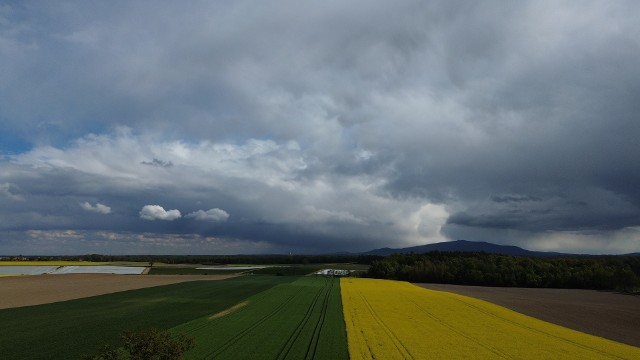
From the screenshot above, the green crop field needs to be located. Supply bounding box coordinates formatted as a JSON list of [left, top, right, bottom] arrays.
[[249, 264, 327, 276], [147, 267, 242, 275], [0, 276, 295, 360], [174, 276, 348, 360]]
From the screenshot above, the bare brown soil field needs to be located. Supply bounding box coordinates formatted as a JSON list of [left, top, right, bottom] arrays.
[[419, 283, 640, 348], [0, 273, 237, 309]]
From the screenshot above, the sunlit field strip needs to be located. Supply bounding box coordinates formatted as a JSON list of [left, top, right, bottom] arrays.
[[0, 261, 108, 266], [341, 278, 640, 360]]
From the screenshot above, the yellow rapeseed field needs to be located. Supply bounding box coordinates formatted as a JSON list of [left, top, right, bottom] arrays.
[[341, 278, 640, 359]]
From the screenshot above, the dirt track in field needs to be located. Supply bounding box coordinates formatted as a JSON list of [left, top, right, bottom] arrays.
[[418, 283, 640, 348], [0, 273, 237, 309]]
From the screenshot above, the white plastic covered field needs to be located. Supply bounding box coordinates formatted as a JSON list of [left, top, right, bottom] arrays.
[[0, 265, 146, 275], [49, 266, 145, 274], [0, 266, 59, 275]]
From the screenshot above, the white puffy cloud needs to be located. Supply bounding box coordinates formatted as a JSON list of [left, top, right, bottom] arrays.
[[186, 208, 230, 222], [139, 205, 181, 221], [80, 201, 111, 214]]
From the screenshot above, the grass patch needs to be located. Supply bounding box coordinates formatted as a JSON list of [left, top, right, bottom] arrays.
[[147, 267, 240, 275], [0, 275, 295, 360], [249, 264, 326, 276], [330, 263, 370, 271], [149, 263, 367, 276], [103, 261, 151, 267]]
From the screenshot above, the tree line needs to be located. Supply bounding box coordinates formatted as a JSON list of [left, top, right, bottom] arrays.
[[366, 252, 640, 291]]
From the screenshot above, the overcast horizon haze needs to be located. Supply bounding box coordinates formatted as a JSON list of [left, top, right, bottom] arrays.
[[1, 1, 639, 255]]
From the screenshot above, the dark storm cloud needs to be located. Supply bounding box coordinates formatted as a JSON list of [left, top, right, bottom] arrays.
[[141, 159, 173, 168], [369, 1, 640, 242], [448, 191, 639, 232], [1, 1, 639, 254]]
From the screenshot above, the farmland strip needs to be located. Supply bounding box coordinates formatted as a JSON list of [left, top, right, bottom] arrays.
[[445, 293, 628, 360], [276, 277, 328, 360], [175, 276, 348, 360], [402, 293, 511, 359], [359, 292, 415, 359], [0, 275, 294, 360], [305, 277, 333, 360], [341, 278, 640, 360], [205, 283, 304, 359]]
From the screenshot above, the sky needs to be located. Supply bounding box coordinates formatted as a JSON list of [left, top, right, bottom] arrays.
[[1, 1, 639, 255]]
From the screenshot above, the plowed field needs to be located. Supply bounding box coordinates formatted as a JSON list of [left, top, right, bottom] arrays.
[[0, 273, 237, 309]]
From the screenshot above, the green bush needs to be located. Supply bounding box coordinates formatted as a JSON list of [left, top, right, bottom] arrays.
[[82, 328, 195, 360]]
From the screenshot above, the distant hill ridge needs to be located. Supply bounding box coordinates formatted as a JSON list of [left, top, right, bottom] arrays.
[[363, 240, 572, 257]]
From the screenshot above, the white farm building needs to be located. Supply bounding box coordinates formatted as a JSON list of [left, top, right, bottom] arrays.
[[314, 269, 353, 277]]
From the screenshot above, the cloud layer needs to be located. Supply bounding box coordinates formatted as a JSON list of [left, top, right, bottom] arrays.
[[0, 1, 639, 254]]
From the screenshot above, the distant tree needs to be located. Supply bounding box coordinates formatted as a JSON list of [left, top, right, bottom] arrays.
[[82, 328, 195, 360], [81, 345, 128, 360]]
